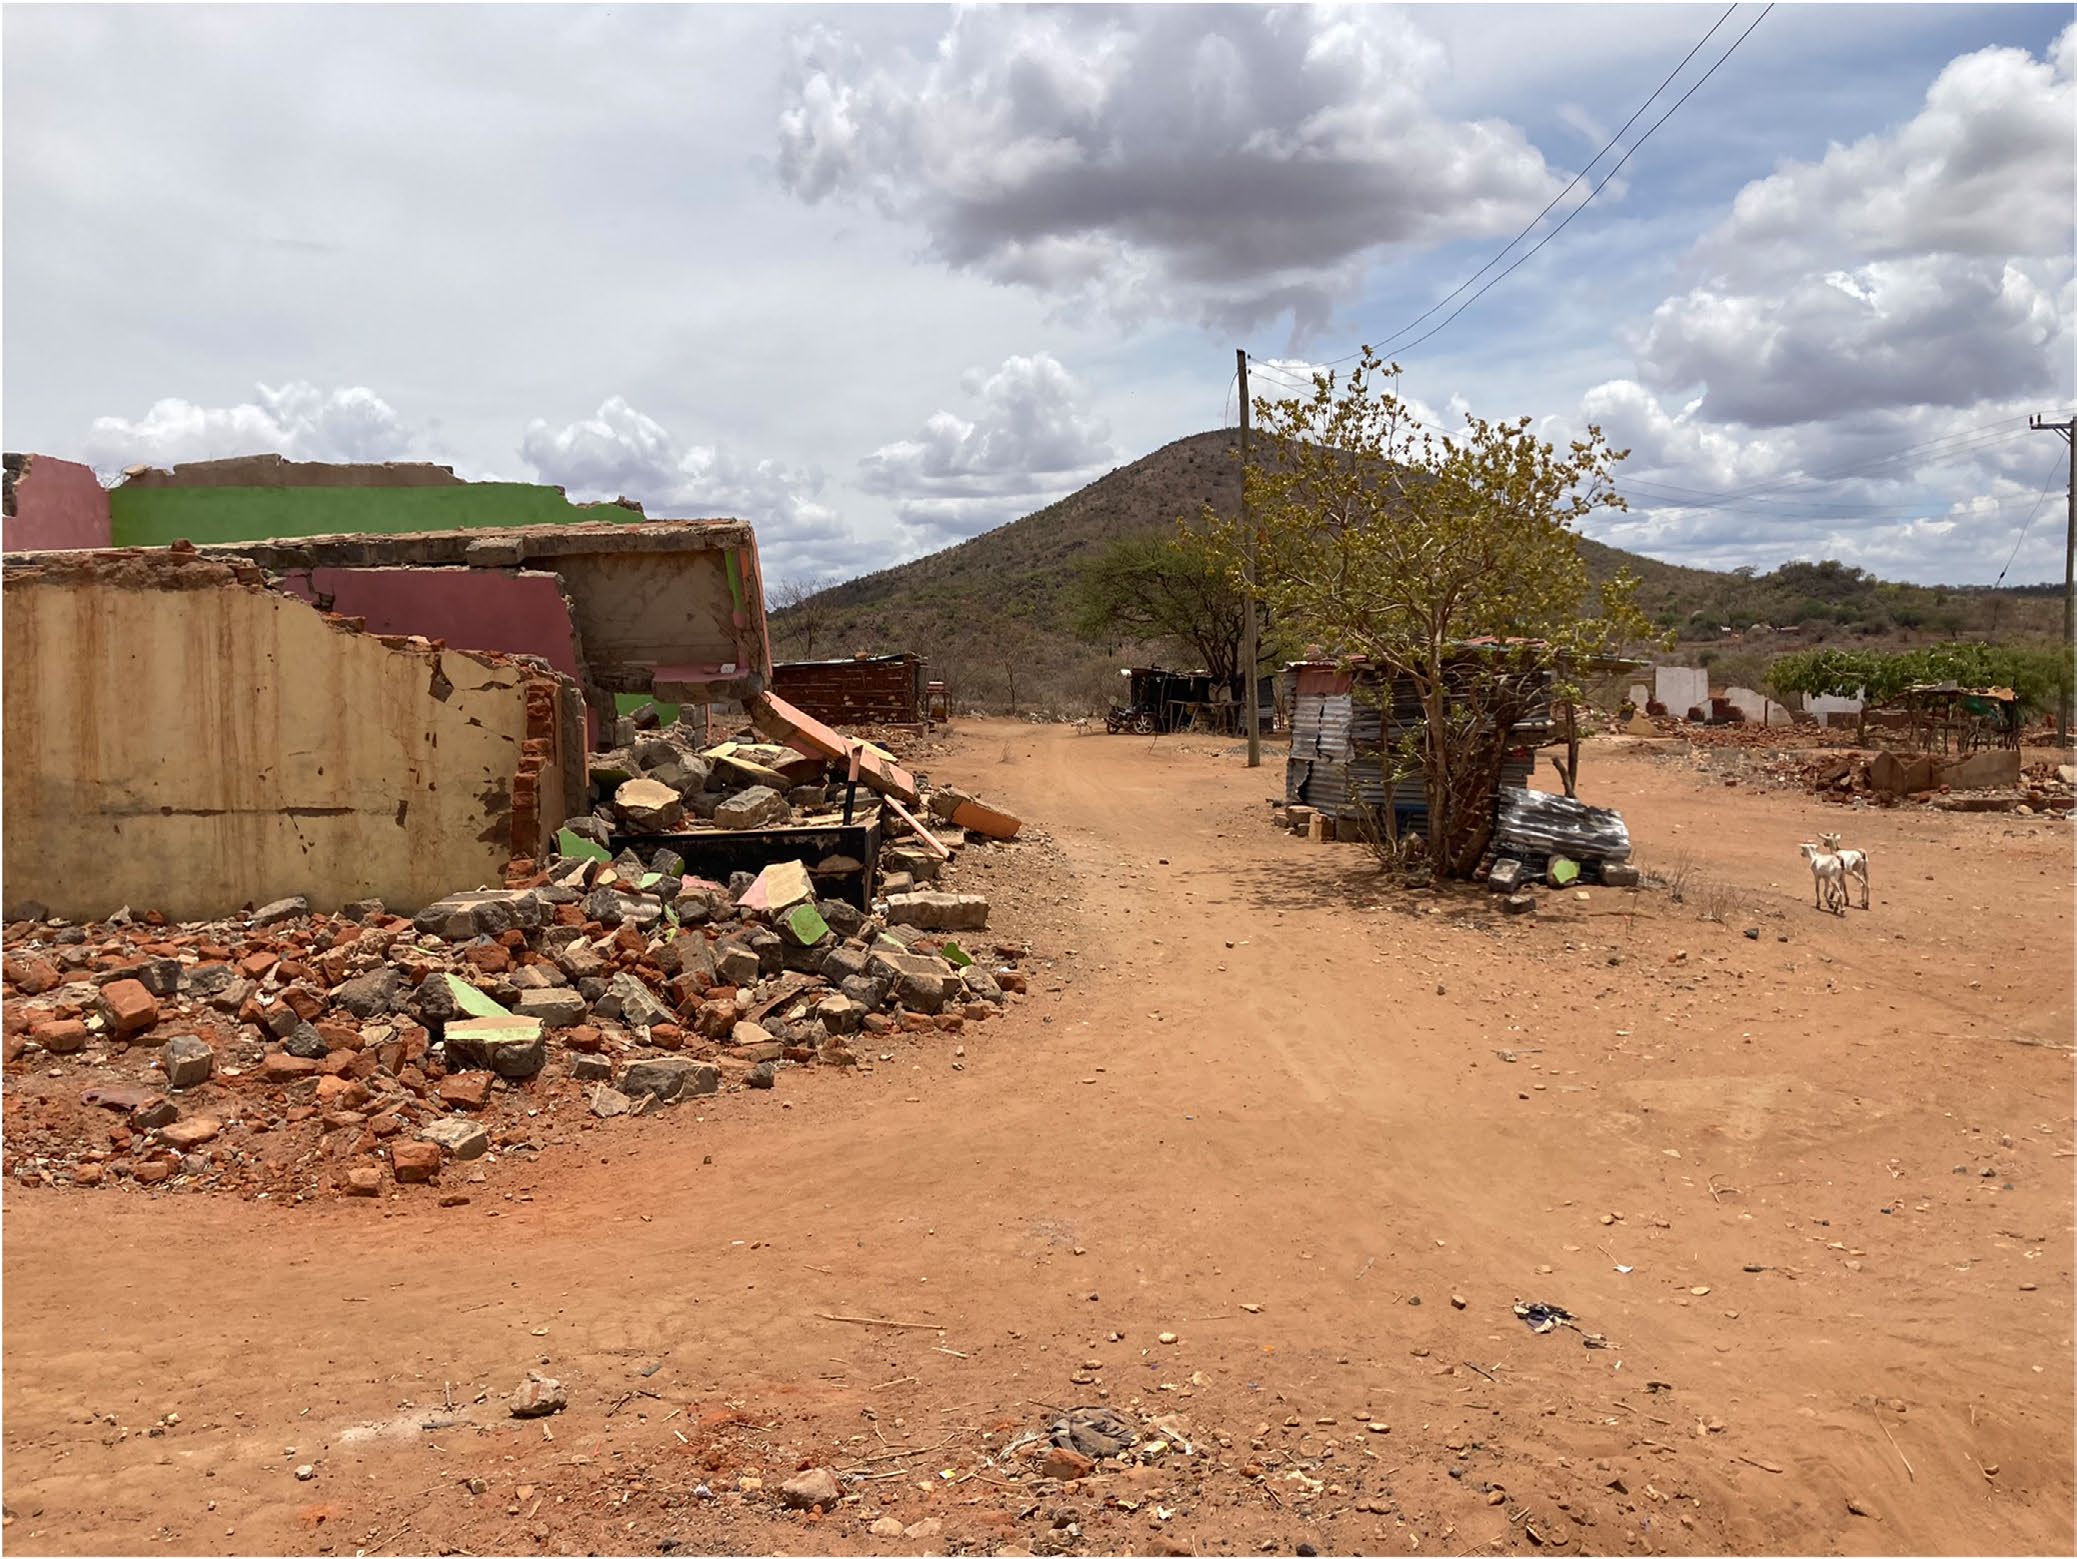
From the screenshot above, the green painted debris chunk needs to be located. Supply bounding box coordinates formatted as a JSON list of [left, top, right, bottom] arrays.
[[439, 973, 511, 1020], [638, 872, 662, 889], [557, 828, 611, 863], [941, 940, 974, 968], [784, 903, 830, 947], [1548, 856, 1581, 887]]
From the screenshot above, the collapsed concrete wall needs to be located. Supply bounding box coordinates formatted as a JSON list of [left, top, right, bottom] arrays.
[[1654, 665, 1710, 716], [1724, 686, 1794, 726], [2, 549, 584, 921], [3, 454, 113, 552], [192, 520, 771, 712]]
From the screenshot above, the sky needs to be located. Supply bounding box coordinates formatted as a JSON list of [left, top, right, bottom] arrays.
[[4, 2, 2073, 589]]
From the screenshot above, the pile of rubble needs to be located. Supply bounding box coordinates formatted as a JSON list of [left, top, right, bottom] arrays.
[[2, 803, 1032, 1202], [1746, 749, 2075, 814]]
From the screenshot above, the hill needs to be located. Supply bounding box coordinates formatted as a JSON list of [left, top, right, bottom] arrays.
[[772, 429, 2062, 714]]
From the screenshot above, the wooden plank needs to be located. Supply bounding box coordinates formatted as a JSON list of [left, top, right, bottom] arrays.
[[883, 795, 952, 859]]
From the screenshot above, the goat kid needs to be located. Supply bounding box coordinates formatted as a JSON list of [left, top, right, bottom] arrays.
[[1799, 841, 1849, 914], [1817, 832, 1872, 910]]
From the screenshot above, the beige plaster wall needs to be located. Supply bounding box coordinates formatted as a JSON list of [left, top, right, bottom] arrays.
[[2, 556, 574, 920]]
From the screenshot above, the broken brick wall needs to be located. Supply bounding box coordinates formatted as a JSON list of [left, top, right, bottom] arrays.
[[1, 550, 582, 921], [3, 454, 113, 552]]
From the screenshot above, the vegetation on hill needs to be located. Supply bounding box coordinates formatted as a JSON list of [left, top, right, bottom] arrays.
[[768, 428, 2063, 715]]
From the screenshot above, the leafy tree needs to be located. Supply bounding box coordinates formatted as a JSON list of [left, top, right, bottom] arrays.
[[1200, 347, 1661, 880], [1767, 640, 2073, 718], [1069, 528, 1254, 683]]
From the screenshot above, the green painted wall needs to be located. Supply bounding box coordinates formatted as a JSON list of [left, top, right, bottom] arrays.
[[109, 483, 633, 548]]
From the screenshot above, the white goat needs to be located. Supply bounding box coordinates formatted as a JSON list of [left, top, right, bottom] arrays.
[[1817, 832, 1872, 910], [1799, 841, 1849, 914]]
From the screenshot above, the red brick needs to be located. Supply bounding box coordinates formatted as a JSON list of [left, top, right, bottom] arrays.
[[318, 1050, 356, 1077], [461, 943, 512, 975], [563, 1025, 605, 1053], [277, 960, 318, 985], [390, 1140, 441, 1183], [237, 952, 278, 980], [553, 902, 584, 927], [648, 1023, 685, 1050], [315, 1075, 370, 1110], [4, 953, 60, 995], [134, 1161, 173, 1185], [932, 1014, 965, 1033], [345, 1165, 384, 1196], [31, 1018, 88, 1054], [160, 1116, 221, 1149], [261, 1053, 321, 1082], [316, 1019, 363, 1051], [995, 971, 1028, 994], [438, 1073, 492, 1110], [97, 979, 160, 1038], [72, 1162, 105, 1188], [279, 987, 323, 1020]]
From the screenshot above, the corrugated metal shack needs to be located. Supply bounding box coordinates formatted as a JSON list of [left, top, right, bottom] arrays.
[[770, 653, 927, 728], [1285, 659, 1547, 829]]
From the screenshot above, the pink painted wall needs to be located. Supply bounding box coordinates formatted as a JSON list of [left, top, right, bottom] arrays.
[[276, 567, 584, 685], [277, 568, 601, 746], [4, 455, 112, 551]]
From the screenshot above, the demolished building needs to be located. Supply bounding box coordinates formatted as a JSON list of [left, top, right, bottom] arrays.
[[2, 547, 586, 920]]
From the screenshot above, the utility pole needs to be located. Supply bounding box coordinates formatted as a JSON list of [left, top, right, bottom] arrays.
[[2029, 412, 2075, 745], [1239, 348, 1260, 769]]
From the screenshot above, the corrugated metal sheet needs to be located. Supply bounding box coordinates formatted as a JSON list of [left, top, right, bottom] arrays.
[[1286, 688, 1534, 825], [1492, 788, 1631, 863]]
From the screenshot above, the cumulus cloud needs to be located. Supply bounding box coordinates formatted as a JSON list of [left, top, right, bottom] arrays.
[[521, 396, 864, 581], [1571, 25, 2075, 582], [776, 6, 1562, 336], [857, 353, 1115, 543], [77, 382, 418, 478]]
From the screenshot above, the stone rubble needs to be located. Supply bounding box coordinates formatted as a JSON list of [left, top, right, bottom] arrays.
[[1, 727, 1037, 1204]]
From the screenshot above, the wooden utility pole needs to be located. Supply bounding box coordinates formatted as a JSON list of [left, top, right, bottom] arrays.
[[2029, 412, 2075, 744], [1239, 348, 1260, 769]]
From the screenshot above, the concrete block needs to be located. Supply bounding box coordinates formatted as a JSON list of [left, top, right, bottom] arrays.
[[885, 892, 989, 932], [443, 1015, 546, 1078]]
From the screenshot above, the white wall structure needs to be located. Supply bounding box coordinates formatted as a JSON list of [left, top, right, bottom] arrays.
[[1804, 692, 1864, 721], [1724, 686, 1795, 725], [1654, 665, 1710, 718]]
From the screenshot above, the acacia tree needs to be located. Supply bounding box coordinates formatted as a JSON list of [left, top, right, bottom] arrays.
[[1069, 529, 1253, 683], [1200, 347, 1658, 879]]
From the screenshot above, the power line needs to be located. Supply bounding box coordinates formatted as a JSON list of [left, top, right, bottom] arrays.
[[1367, 4, 1743, 363], [1694, 421, 2032, 503], [1992, 456, 2066, 587], [1378, 4, 1775, 362], [1294, 4, 1745, 374]]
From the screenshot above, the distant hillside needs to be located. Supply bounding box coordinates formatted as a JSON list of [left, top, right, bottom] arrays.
[[773, 429, 2062, 714]]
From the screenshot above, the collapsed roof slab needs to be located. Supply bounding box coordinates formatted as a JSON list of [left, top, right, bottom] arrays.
[[187, 520, 770, 706]]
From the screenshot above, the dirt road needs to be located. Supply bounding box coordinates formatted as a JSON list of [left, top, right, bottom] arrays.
[[5, 721, 2071, 1557]]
